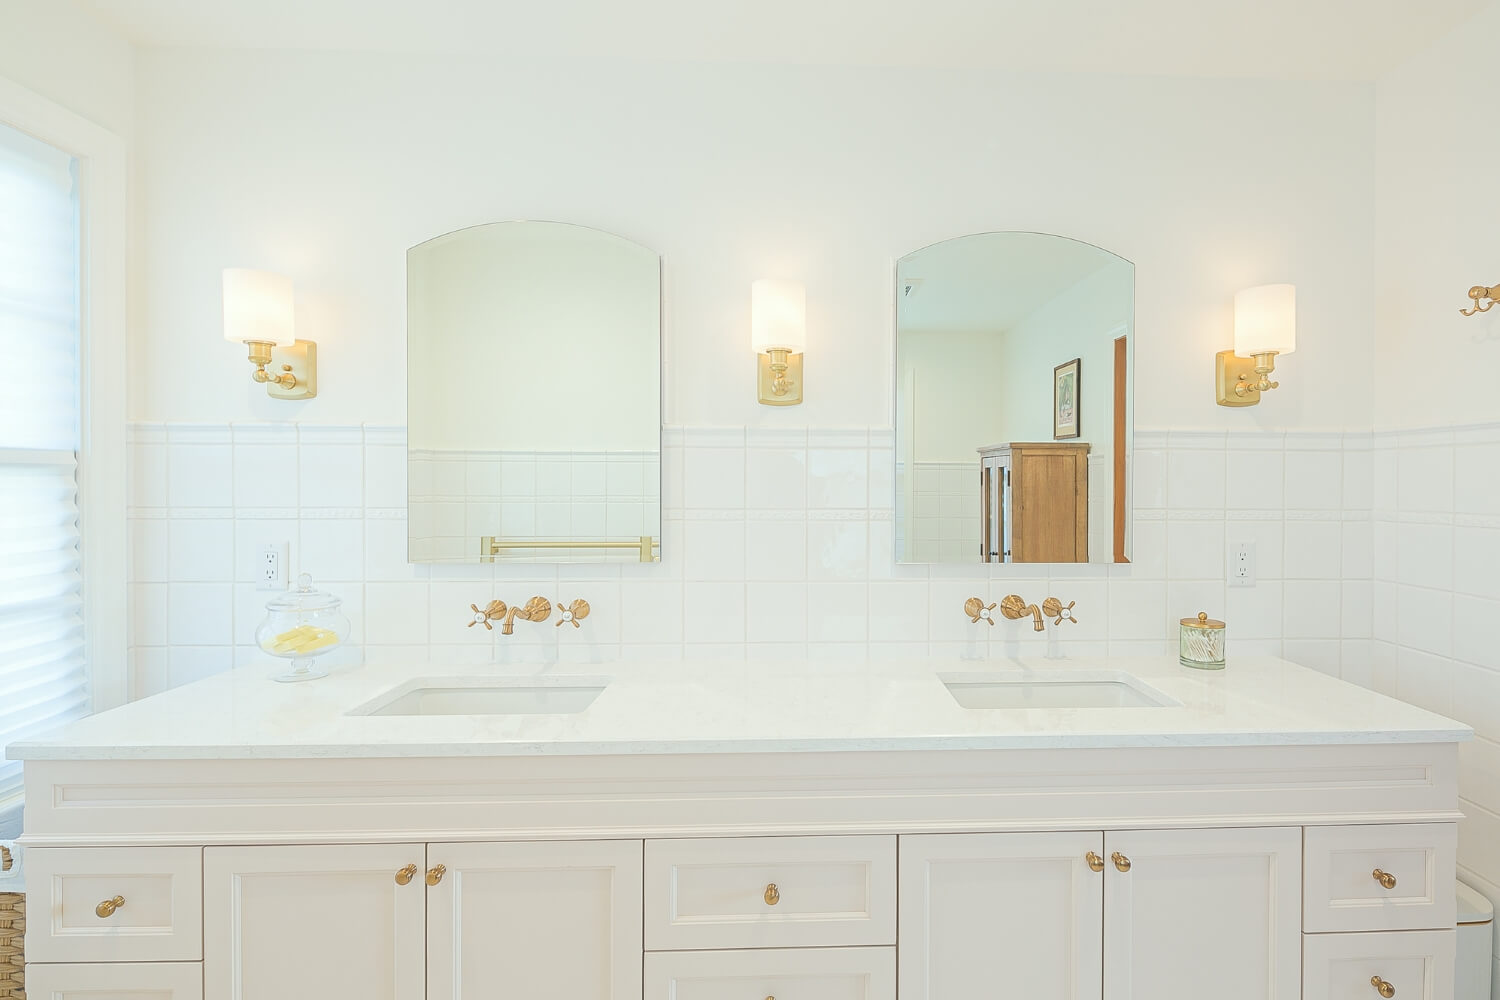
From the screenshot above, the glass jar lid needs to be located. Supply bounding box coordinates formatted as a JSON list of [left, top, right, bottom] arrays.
[[264, 573, 342, 613], [1180, 611, 1225, 630]]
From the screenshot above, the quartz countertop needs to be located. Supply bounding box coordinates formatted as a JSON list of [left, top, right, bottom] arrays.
[[6, 655, 1471, 761]]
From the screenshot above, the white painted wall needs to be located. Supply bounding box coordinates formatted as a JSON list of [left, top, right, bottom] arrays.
[[1371, 0, 1500, 960], [0, 0, 134, 140], [896, 330, 1008, 464], [131, 50, 1377, 432]]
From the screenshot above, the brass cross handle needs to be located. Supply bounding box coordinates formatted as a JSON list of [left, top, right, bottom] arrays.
[[1042, 597, 1078, 626], [395, 864, 419, 886], [1111, 852, 1131, 873], [1086, 851, 1105, 872], [426, 864, 447, 886], [95, 895, 125, 918], [1371, 975, 1396, 998], [764, 883, 780, 905], [468, 600, 507, 631], [555, 598, 591, 629], [1372, 868, 1397, 890], [964, 597, 997, 625]]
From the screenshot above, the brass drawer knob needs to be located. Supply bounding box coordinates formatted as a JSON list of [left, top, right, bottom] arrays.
[[764, 883, 780, 905], [1372, 869, 1397, 890], [1112, 852, 1132, 873], [426, 864, 447, 886], [95, 895, 125, 919], [1086, 852, 1105, 872], [1371, 975, 1396, 998], [395, 864, 419, 886]]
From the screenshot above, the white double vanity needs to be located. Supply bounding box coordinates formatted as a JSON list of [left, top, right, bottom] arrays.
[[10, 656, 1470, 1000]]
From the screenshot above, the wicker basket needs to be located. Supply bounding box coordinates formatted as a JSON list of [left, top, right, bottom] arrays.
[[0, 893, 23, 1000]]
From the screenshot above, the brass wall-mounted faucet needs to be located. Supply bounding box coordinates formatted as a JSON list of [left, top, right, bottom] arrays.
[[966, 595, 1078, 632], [467, 597, 592, 634]]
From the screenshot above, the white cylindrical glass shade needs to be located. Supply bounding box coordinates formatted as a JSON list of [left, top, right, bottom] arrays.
[[223, 268, 295, 346], [750, 279, 806, 353], [1233, 283, 1295, 356]]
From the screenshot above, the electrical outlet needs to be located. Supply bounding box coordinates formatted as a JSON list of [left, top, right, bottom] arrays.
[[257, 542, 288, 591], [1230, 541, 1256, 587]]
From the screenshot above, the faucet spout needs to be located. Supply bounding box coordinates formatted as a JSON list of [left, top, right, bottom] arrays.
[[999, 595, 1046, 632]]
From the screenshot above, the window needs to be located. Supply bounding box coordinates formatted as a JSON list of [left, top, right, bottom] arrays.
[[0, 122, 86, 811]]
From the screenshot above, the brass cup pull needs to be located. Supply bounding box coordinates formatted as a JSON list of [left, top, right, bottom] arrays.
[[395, 864, 419, 886], [1372, 868, 1398, 890], [764, 883, 780, 905], [94, 895, 125, 919], [1371, 975, 1396, 998], [426, 864, 447, 886], [1086, 852, 1105, 872], [1112, 852, 1132, 873]]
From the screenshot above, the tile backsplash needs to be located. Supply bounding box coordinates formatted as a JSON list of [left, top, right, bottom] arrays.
[[126, 422, 1378, 699]]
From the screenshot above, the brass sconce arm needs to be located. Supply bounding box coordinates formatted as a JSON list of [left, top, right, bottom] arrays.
[[966, 596, 1078, 632], [245, 340, 299, 389], [1462, 284, 1498, 316]]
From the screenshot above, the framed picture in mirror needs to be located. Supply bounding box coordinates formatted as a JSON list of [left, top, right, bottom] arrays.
[[1053, 358, 1081, 439]]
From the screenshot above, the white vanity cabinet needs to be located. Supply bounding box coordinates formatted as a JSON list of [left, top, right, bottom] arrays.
[[899, 827, 1301, 1000]]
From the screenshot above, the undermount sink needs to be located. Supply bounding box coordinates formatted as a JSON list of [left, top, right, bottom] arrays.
[[348, 676, 609, 717], [941, 671, 1174, 710]]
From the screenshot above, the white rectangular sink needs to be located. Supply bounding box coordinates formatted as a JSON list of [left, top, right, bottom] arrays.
[[349, 676, 609, 717], [941, 671, 1174, 710]]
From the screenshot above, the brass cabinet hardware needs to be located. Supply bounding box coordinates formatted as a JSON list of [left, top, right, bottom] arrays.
[[1372, 868, 1398, 890], [426, 864, 447, 886], [1086, 852, 1105, 873], [1111, 852, 1131, 873], [1462, 285, 1497, 317], [95, 895, 125, 918], [395, 864, 419, 886], [1371, 975, 1396, 998], [764, 883, 780, 905]]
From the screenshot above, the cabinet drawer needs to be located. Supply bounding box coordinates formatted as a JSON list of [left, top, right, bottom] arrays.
[[1303, 930, 1455, 1000], [24, 962, 203, 999], [645, 836, 896, 950], [645, 947, 894, 1000], [26, 848, 203, 963], [1304, 824, 1456, 931]]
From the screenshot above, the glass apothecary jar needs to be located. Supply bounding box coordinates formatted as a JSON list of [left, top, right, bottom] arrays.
[[1179, 611, 1226, 670], [254, 574, 350, 683]]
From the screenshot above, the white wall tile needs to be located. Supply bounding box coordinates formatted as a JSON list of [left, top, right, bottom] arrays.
[[1166, 446, 1225, 510], [300, 518, 364, 581], [298, 440, 363, 508], [683, 447, 745, 509], [168, 442, 233, 508], [683, 583, 744, 643], [683, 519, 746, 581], [1283, 520, 1342, 579], [1284, 450, 1342, 510], [168, 518, 234, 581]]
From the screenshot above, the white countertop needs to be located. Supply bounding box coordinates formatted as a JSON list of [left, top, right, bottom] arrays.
[[7, 655, 1471, 761]]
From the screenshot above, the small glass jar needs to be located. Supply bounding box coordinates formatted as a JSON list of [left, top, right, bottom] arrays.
[[254, 574, 351, 683], [1179, 611, 1226, 670]]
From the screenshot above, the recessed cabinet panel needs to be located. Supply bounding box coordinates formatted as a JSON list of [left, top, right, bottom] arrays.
[[644, 946, 895, 1000], [23, 962, 204, 1000], [1303, 823, 1457, 932], [26, 847, 203, 964], [426, 839, 642, 1000], [1102, 827, 1301, 1000], [204, 843, 425, 1000], [1303, 930, 1456, 1000], [898, 832, 1104, 1000], [645, 835, 896, 950]]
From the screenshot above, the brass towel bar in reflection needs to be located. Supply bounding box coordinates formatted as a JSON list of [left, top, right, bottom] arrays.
[[480, 535, 659, 563]]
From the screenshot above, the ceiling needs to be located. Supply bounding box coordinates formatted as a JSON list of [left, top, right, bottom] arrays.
[[76, 0, 1483, 80]]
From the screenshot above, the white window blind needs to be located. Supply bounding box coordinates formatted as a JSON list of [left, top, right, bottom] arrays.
[[0, 122, 85, 808]]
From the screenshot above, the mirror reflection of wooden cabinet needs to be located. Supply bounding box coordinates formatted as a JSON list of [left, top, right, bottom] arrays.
[[979, 442, 1090, 563]]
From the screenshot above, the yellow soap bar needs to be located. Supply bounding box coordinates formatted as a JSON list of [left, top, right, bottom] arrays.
[[264, 624, 338, 655]]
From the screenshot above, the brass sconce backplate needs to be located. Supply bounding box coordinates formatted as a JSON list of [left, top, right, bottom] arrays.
[[1214, 350, 1260, 407], [757, 351, 803, 406], [265, 339, 318, 400]]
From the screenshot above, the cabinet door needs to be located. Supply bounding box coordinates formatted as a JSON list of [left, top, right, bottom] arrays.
[[204, 843, 425, 1000], [24, 962, 203, 999], [898, 832, 1104, 1000], [1103, 827, 1300, 1000], [427, 840, 642, 1000]]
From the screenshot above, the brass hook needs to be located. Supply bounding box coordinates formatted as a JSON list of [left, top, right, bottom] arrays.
[[1461, 284, 1497, 317]]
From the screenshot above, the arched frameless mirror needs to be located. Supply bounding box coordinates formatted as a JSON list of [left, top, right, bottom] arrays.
[[894, 232, 1134, 565], [407, 221, 662, 564]]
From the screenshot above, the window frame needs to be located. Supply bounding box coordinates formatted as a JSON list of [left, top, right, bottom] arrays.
[[0, 78, 128, 739]]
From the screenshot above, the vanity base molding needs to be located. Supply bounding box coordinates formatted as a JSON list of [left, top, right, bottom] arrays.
[[20, 741, 1459, 847]]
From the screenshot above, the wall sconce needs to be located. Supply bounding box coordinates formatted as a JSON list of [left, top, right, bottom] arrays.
[[1215, 283, 1295, 407], [223, 268, 318, 400], [751, 278, 805, 406]]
